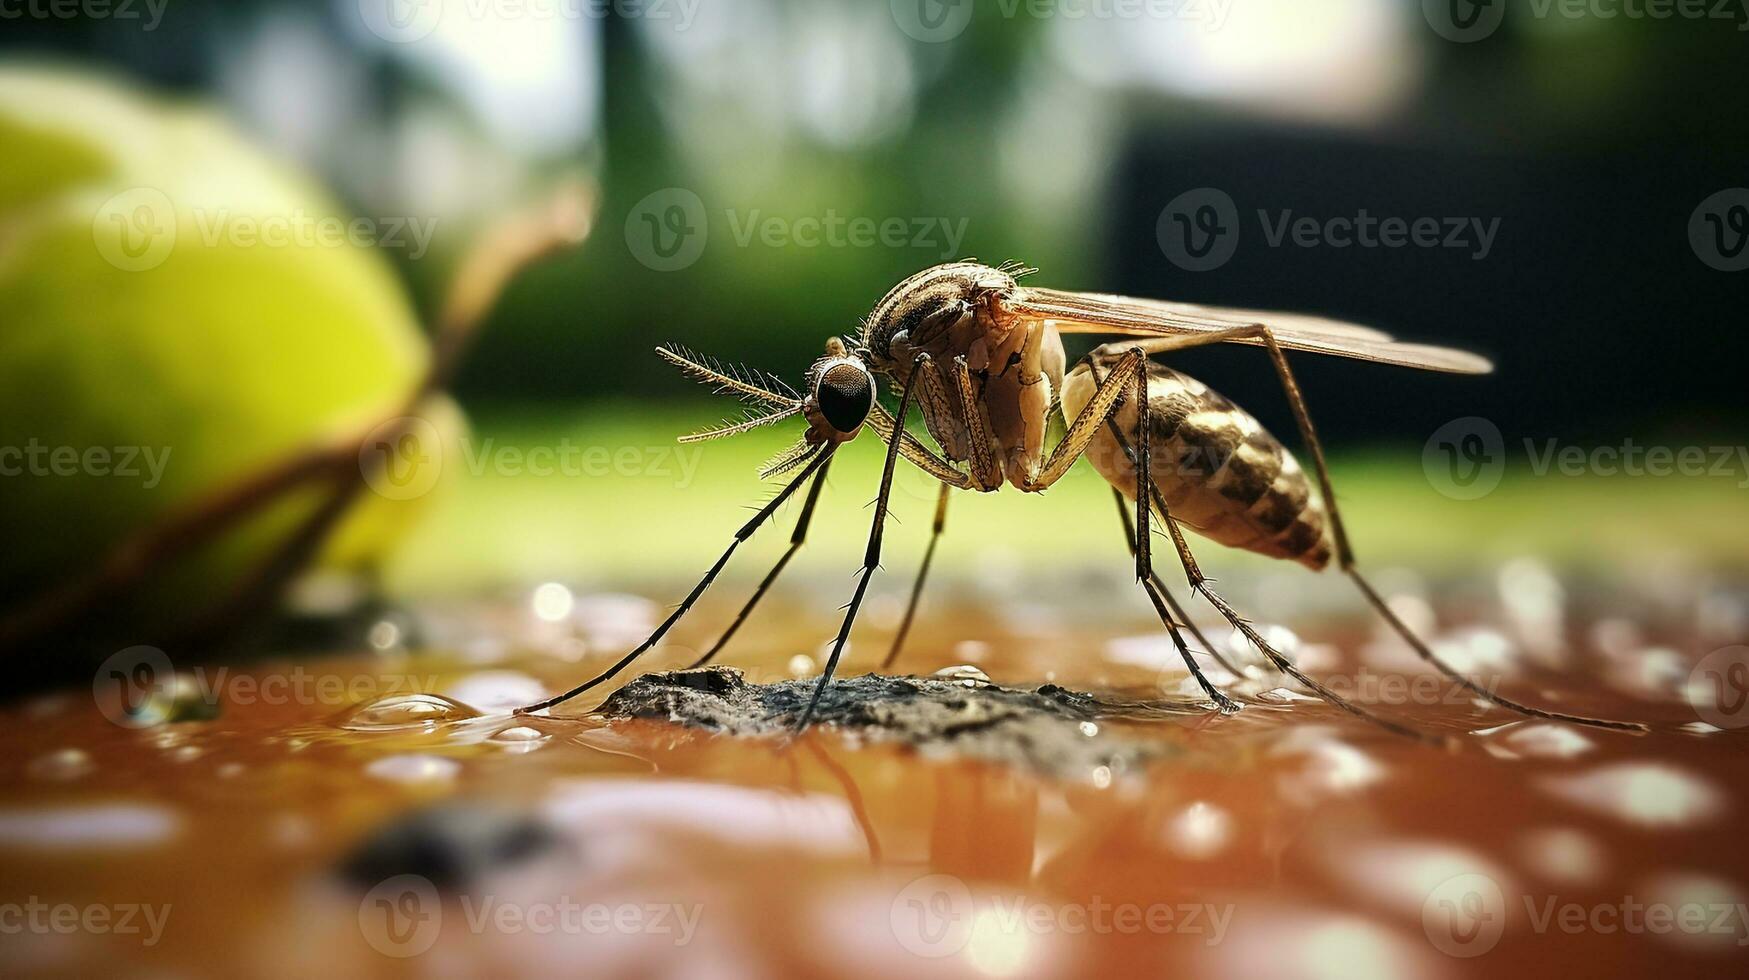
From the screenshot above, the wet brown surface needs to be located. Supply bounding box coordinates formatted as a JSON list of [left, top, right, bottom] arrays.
[[1, 576, 1746, 979]]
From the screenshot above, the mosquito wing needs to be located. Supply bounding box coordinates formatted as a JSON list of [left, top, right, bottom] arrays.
[[1001, 287, 1493, 374]]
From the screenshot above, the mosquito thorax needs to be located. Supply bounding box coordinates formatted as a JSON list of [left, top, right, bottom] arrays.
[[860, 262, 1017, 373]]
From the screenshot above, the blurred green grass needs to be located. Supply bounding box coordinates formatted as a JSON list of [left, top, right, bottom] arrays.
[[382, 402, 1749, 594]]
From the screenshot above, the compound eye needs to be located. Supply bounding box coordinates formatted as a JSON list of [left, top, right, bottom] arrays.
[[815, 362, 875, 433]]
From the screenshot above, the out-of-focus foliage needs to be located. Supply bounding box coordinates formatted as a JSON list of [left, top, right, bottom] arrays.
[[0, 66, 452, 601]]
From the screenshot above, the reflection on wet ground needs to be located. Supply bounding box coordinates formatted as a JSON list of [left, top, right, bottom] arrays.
[[2, 565, 1746, 978]]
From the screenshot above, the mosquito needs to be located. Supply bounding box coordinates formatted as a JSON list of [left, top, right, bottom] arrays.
[[518, 261, 1645, 743]]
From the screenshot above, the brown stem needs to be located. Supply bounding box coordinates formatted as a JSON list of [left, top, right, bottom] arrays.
[[0, 180, 597, 661]]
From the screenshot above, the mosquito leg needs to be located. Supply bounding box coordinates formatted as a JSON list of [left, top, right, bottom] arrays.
[[1113, 350, 1243, 714], [795, 357, 924, 731], [1087, 325, 1643, 733], [1099, 421, 1450, 745], [1241, 325, 1647, 732], [1019, 348, 1148, 492], [686, 457, 834, 670], [803, 738, 884, 863], [517, 447, 836, 715], [951, 355, 1003, 490], [881, 481, 950, 672], [1109, 488, 1247, 678], [1139, 557, 1243, 713]]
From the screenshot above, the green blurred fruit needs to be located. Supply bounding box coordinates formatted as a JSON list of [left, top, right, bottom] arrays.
[[0, 65, 458, 610]]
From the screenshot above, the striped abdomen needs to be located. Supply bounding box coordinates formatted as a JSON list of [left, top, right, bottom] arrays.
[[1061, 360, 1332, 570]]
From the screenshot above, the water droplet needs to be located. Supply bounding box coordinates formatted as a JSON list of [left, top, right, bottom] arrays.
[[1078, 721, 1099, 738], [1540, 763, 1726, 828], [27, 749, 93, 782], [573, 593, 657, 648], [1090, 766, 1112, 789], [1273, 730, 1386, 805], [1105, 634, 1175, 671], [1482, 723, 1593, 760], [1164, 801, 1233, 859], [488, 726, 551, 754], [444, 671, 546, 712], [1329, 839, 1514, 920], [367, 618, 403, 652], [787, 654, 816, 678], [532, 582, 575, 623], [932, 664, 990, 685], [24, 695, 68, 719], [0, 804, 179, 849], [337, 693, 481, 732], [1498, 557, 1567, 665], [1640, 871, 1749, 950], [366, 754, 461, 784], [1517, 827, 1605, 886]]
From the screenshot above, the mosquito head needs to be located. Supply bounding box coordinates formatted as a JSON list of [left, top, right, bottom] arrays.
[[802, 337, 877, 444]]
